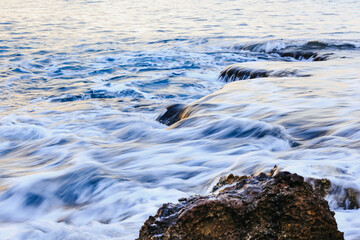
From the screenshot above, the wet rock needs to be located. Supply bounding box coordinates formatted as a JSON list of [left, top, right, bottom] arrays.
[[219, 66, 271, 82], [219, 64, 302, 82], [156, 103, 215, 126], [341, 188, 360, 209], [342, 188, 360, 209], [306, 177, 331, 198], [307, 178, 360, 209], [211, 173, 249, 192], [138, 170, 344, 240], [233, 41, 334, 61], [156, 104, 187, 126], [277, 51, 331, 61], [333, 187, 360, 210]]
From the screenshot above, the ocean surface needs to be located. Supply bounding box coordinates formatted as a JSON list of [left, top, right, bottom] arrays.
[[0, 0, 360, 239]]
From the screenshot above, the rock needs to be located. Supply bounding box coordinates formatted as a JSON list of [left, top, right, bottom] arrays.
[[156, 103, 215, 126], [138, 170, 344, 240], [277, 51, 331, 61], [307, 178, 360, 210], [218, 65, 302, 82], [343, 188, 360, 209], [233, 41, 333, 61], [306, 177, 331, 198], [219, 66, 271, 82], [156, 104, 187, 126], [332, 186, 360, 210], [211, 173, 249, 192]]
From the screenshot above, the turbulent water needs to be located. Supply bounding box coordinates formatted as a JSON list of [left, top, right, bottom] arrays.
[[0, 0, 360, 239]]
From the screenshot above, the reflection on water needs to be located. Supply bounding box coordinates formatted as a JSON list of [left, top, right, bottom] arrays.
[[0, 0, 360, 239]]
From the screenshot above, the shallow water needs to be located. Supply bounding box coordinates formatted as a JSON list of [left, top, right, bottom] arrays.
[[0, 0, 360, 239]]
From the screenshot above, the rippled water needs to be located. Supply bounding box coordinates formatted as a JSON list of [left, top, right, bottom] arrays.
[[1, 0, 360, 239]]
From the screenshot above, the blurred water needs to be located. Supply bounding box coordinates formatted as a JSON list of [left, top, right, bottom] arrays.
[[0, 0, 360, 239]]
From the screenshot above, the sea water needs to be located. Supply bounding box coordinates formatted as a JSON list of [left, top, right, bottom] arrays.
[[0, 0, 360, 239]]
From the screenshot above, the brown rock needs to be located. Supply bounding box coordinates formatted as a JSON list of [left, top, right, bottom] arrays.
[[306, 177, 360, 209], [336, 187, 360, 210], [138, 170, 344, 240], [156, 103, 216, 126], [306, 177, 331, 198]]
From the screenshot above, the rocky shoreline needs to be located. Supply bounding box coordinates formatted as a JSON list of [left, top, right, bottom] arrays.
[[138, 168, 344, 240]]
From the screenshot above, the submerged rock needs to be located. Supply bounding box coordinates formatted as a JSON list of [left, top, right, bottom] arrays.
[[277, 50, 331, 61], [156, 104, 188, 126], [306, 178, 360, 210], [156, 103, 215, 126], [306, 177, 332, 198], [341, 188, 360, 209], [218, 64, 304, 82], [233, 41, 334, 61], [138, 170, 344, 240]]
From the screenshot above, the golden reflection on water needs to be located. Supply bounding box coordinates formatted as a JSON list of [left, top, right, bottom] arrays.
[[1, 0, 360, 50]]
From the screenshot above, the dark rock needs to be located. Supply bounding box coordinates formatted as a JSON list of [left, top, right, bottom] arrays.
[[233, 41, 334, 61], [211, 173, 249, 192], [342, 188, 360, 209], [219, 66, 271, 82], [333, 186, 360, 210], [307, 178, 360, 209], [138, 170, 344, 240], [218, 64, 302, 82], [156, 104, 187, 126], [277, 51, 331, 61], [306, 177, 331, 198], [156, 103, 215, 126]]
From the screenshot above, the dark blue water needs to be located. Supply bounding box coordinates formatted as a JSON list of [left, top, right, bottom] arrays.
[[0, 0, 360, 239]]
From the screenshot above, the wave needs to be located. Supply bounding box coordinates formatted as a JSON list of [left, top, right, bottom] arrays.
[[174, 117, 299, 147], [156, 103, 299, 148], [0, 123, 49, 141], [233, 39, 360, 61], [50, 89, 144, 102], [0, 167, 117, 222], [234, 39, 360, 53]]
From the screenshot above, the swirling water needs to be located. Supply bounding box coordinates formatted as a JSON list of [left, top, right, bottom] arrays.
[[0, 0, 360, 239]]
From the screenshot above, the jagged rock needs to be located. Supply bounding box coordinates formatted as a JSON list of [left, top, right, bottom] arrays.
[[334, 187, 360, 210], [306, 177, 332, 198], [211, 173, 249, 192], [307, 178, 360, 210], [342, 188, 360, 209], [138, 170, 344, 240]]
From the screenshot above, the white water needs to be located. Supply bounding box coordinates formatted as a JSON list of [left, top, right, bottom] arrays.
[[0, 0, 360, 239]]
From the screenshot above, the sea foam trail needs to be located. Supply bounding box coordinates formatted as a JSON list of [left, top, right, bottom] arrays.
[[232, 39, 360, 62], [155, 60, 360, 211], [1, 0, 360, 238], [233, 39, 360, 52]]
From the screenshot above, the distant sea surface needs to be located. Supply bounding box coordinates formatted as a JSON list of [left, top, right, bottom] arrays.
[[0, 0, 360, 239]]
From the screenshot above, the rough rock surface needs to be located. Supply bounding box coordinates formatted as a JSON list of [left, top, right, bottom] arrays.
[[138, 170, 344, 240], [306, 177, 360, 209]]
